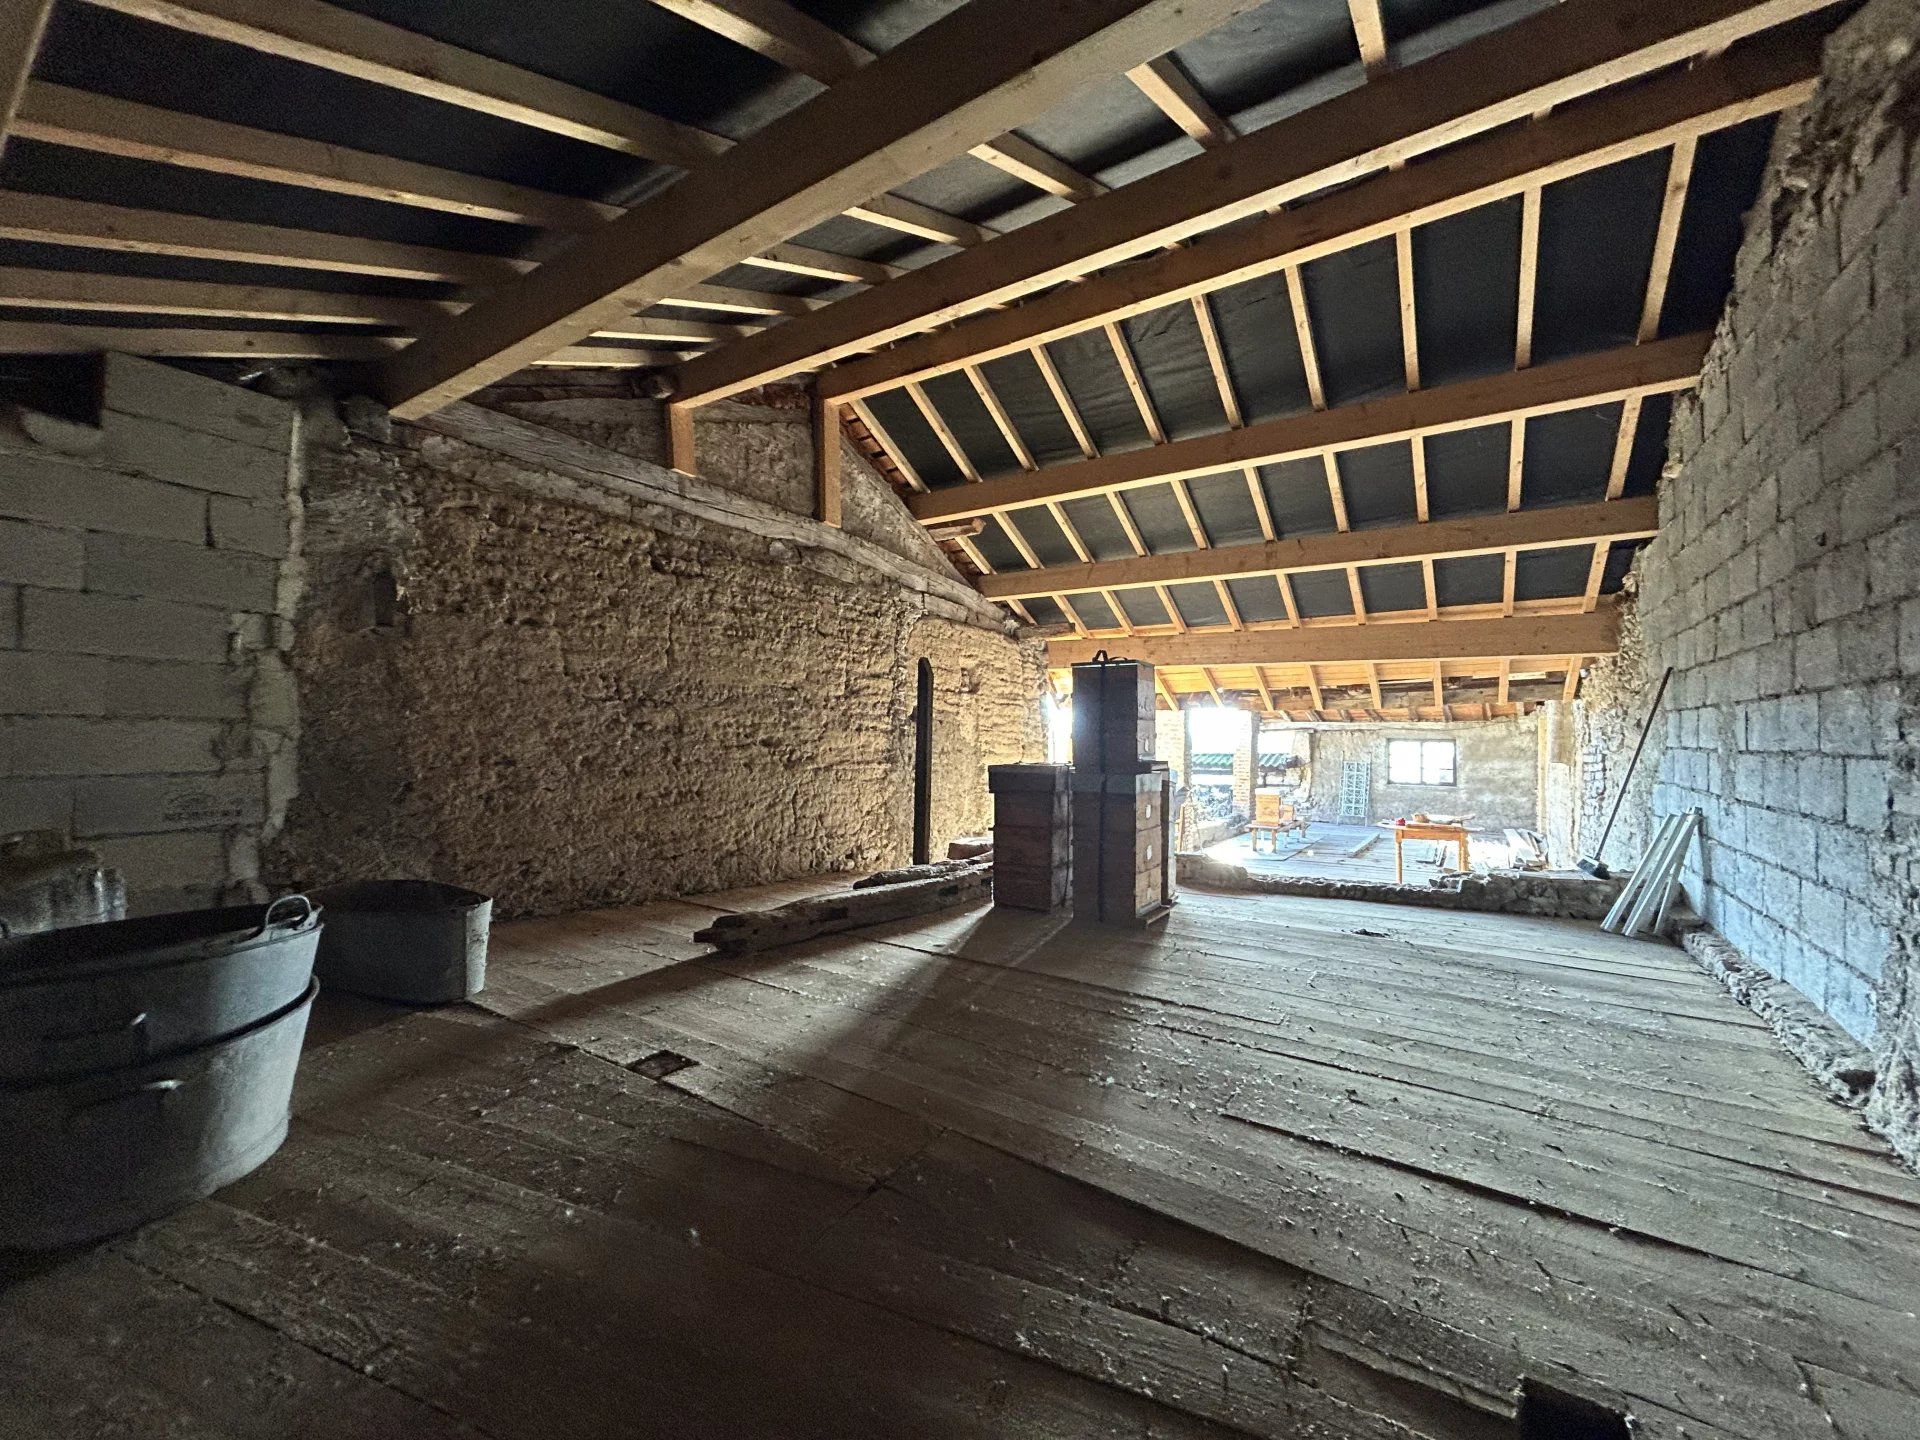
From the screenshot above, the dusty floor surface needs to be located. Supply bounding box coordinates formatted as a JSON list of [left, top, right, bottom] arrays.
[[3, 881, 1917, 1437]]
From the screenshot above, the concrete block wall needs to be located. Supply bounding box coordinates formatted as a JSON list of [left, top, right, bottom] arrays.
[[1587, 0, 1920, 1162], [0, 355, 300, 915]]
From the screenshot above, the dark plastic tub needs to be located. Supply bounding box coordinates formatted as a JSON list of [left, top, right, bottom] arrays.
[[312, 880, 491, 1004], [0, 896, 320, 1084], [0, 977, 316, 1250]]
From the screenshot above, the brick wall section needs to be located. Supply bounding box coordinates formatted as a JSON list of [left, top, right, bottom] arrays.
[[1582, 0, 1920, 1162], [0, 356, 300, 914]]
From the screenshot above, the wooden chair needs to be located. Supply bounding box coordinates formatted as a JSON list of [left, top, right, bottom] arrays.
[[1250, 793, 1309, 853]]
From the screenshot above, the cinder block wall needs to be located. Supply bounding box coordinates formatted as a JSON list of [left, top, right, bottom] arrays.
[[1583, 0, 1920, 1161], [0, 356, 301, 915]]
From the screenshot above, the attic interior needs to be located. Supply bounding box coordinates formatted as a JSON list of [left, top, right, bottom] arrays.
[[1, 0, 1918, 1434]]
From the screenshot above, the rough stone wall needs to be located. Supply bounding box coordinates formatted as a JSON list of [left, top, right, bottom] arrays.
[[270, 393, 1044, 918], [1303, 716, 1542, 828], [0, 356, 301, 915], [1583, 0, 1920, 1162]]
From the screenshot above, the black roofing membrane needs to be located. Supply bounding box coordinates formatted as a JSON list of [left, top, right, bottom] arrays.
[[36, 4, 672, 208], [890, 154, 1050, 231], [971, 515, 1028, 573], [1413, 195, 1522, 388], [1664, 117, 1777, 337], [1359, 561, 1429, 615], [1289, 570, 1354, 619], [1601, 537, 1643, 593], [1117, 588, 1173, 628], [1186, 472, 1266, 548], [1520, 402, 1624, 507], [1123, 484, 1199, 555], [1166, 582, 1229, 630], [1003, 506, 1078, 568], [1514, 544, 1591, 602], [1016, 76, 1203, 186], [1433, 553, 1504, 607], [1123, 302, 1227, 441], [1068, 591, 1120, 630], [920, 370, 1017, 477], [1169, 0, 1358, 121], [1300, 238, 1405, 407], [1335, 443, 1420, 529], [1424, 424, 1512, 519], [1209, 270, 1315, 423], [1023, 595, 1067, 626], [1226, 575, 1290, 624], [1042, 332, 1154, 455], [1, 139, 534, 257], [1621, 392, 1673, 498], [862, 390, 964, 488], [793, 0, 962, 53], [0, 238, 458, 299], [1534, 150, 1668, 363], [1260, 458, 1341, 538], [1058, 495, 1135, 562], [974, 352, 1079, 467]]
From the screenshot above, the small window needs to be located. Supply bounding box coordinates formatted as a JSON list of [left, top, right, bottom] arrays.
[[1387, 739, 1455, 786]]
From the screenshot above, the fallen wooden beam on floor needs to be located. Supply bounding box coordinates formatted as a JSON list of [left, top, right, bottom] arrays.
[[693, 861, 992, 953]]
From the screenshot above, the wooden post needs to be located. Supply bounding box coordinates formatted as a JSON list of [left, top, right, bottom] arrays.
[[667, 400, 696, 476], [813, 391, 843, 527]]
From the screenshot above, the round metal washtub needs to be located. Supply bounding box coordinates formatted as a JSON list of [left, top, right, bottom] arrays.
[[0, 977, 317, 1250], [311, 880, 491, 1004], [0, 896, 320, 1086]]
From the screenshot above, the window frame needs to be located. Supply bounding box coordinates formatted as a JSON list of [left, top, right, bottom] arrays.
[[1386, 738, 1457, 787]]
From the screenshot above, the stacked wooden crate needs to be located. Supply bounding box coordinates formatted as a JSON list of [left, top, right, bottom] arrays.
[[986, 763, 1072, 912], [1070, 659, 1175, 927]]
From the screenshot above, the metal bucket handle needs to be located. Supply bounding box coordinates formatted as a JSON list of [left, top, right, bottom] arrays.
[[260, 893, 315, 935]]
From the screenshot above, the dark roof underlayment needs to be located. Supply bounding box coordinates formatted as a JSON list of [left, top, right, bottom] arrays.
[[0, 0, 1827, 677]]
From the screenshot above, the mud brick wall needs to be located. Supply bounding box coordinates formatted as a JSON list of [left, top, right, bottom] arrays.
[[0, 356, 302, 915], [271, 387, 1045, 918], [1580, 0, 1920, 1164]]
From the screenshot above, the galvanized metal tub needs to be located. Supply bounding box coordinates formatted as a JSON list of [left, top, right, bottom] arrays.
[[0, 977, 316, 1250], [0, 896, 320, 1085], [312, 880, 490, 1004]]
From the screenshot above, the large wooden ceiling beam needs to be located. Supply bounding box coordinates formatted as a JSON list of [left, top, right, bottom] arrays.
[[1047, 610, 1621, 667], [911, 333, 1707, 522], [817, 34, 1816, 400], [0, 321, 692, 367], [681, 0, 1830, 405], [378, 0, 1258, 417], [975, 497, 1657, 600], [649, 0, 1104, 201]]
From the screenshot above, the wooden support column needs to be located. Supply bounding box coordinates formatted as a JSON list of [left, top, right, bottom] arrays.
[[667, 401, 697, 476], [813, 391, 843, 527]]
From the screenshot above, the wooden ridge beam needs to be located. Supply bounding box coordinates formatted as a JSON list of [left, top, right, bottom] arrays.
[[816, 34, 1817, 400], [911, 333, 1708, 522], [1047, 609, 1621, 668], [378, 0, 1259, 417], [679, 0, 1831, 405]]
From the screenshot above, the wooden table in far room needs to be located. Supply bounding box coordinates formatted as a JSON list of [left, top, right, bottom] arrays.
[[1386, 822, 1472, 883]]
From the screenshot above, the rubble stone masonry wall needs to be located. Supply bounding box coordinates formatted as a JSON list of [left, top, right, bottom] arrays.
[[1584, 0, 1920, 1162], [269, 387, 1045, 918]]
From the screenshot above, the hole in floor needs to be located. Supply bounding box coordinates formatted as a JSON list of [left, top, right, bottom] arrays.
[[1518, 1379, 1631, 1438]]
